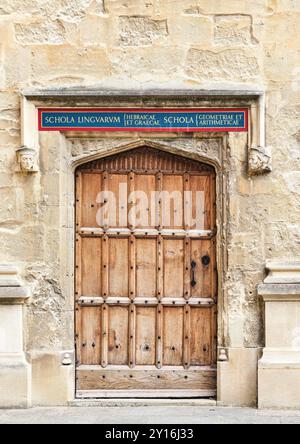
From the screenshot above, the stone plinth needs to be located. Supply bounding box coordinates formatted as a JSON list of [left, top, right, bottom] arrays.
[[258, 261, 300, 410], [0, 266, 31, 408]]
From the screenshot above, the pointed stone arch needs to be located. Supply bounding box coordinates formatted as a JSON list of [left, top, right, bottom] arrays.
[[71, 139, 221, 173]]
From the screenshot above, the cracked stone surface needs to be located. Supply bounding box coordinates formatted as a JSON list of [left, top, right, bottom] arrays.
[[14, 20, 66, 45], [119, 16, 169, 46], [186, 49, 260, 81], [0, 0, 100, 21], [214, 15, 257, 46]]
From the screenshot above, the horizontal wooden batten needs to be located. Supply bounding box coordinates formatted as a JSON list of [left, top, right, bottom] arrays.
[[77, 366, 217, 393], [78, 297, 215, 307], [79, 228, 215, 239]]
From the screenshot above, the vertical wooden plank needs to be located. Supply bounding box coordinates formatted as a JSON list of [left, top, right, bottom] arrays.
[[191, 239, 213, 299], [190, 175, 210, 231], [75, 171, 83, 365], [156, 158, 164, 373], [101, 171, 109, 230], [211, 237, 218, 302], [183, 305, 191, 369], [184, 173, 190, 231], [161, 174, 184, 229], [136, 239, 157, 298], [82, 173, 101, 227], [184, 237, 191, 300], [101, 303, 108, 368], [107, 174, 128, 228], [163, 307, 183, 366], [109, 238, 129, 297], [129, 304, 136, 368], [128, 171, 135, 230], [129, 235, 136, 300], [190, 307, 212, 366], [136, 307, 156, 365], [156, 172, 163, 230], [211, 174, 217, 233], [156, 172, 164, 369], [205, 175, 212, 231], [211, 173, 218, 367], [164, 239, 184, 298], [134, 174, 156, 228], [156, 303, 163, 369], [211, 174, 218, 301], [81, 307, 101, 365], [157, 235, 164, 301], [129, 235, 136, 368], [102, 235, 109, 299], [81, 238, 102, 296], [211, 304, 218, 366], [108, 306, 129, 365]]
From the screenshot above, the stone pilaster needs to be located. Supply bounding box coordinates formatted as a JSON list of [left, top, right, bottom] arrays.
[[258, 261, 300, 409], [0, 266, 31, 408]]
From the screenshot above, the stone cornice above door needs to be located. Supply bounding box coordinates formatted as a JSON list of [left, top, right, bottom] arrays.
[[20, 86, 270, 176]]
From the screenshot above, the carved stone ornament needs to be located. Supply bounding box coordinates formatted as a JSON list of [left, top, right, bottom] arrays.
[[248, 146, 272, 176], [16, 147, 39, 173], [218, 348, 229, 362]]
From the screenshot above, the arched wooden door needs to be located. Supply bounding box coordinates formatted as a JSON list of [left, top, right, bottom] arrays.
[[75, 147, 217, 398]]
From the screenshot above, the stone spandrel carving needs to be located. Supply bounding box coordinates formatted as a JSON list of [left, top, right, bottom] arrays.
[[248, 145, 272, 176], [16, 147, 39, 173]]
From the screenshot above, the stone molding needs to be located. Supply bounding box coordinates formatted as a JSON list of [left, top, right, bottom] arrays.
[[258, 284, 300, 302], [21, 87, 269, 178], [260, 349, 300, 366], [0, 264, 32, 408], [264, 261, 300, 284], [0, 265, 30, 304], [258, 260, 300, 409], [0, 287, 30, 305]]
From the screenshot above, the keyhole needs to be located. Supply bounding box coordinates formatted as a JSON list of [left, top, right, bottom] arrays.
[[202, 255, 211, 266]]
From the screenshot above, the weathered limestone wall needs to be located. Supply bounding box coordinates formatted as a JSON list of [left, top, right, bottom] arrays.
[[0, 1, 300, 407]]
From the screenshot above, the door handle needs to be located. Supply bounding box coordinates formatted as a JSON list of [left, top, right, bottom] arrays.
[[191, 261, 197, 288]]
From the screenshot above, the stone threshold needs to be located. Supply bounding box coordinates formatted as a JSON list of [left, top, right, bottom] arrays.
[[70, 399, 217, 408]]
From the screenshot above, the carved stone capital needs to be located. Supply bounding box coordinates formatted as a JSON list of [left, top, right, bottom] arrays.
[[16, 146, 39, 173], [248, 146, 272, 176]]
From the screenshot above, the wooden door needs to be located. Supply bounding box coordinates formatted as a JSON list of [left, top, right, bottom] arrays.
[[75, 147, 217, 398]]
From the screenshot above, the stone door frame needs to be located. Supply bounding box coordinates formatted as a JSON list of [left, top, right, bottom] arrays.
[[19, 88, 268, 406]]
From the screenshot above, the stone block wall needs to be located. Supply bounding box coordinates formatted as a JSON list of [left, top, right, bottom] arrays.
[[0, 1, 300, 406]]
